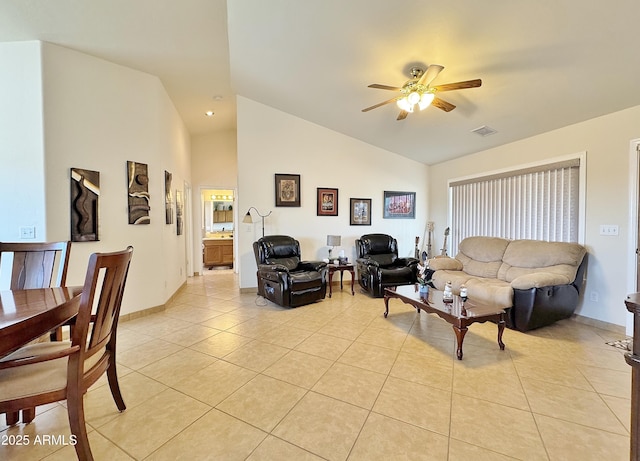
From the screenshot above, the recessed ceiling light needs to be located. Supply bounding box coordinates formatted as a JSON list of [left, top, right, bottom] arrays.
[[205, 111, 214, 117], [213, 95, 223, 101], [471, 125, 497, 137]]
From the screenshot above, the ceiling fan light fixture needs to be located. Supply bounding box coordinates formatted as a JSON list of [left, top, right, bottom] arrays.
[[396, 97, 412, 112], [418, 92, 435, 110], [407, 91, 421, 105]]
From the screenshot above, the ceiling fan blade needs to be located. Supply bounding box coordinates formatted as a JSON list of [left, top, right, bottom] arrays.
[[432, 79, 482, 92], [418, 64, 444, 86], [368, 83, 402, 91], [397, 110, 409, 121], [432, 97, 456, 112], [362, 96, 400, 112]]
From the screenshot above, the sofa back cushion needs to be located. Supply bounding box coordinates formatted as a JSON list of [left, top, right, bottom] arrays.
[[498, 240, 586, 283], [456, 237, 510, 278]]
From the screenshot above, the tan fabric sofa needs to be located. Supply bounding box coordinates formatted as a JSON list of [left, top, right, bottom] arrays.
[[429, 236, 587, 331]]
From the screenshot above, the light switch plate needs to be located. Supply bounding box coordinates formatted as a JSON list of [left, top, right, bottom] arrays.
[[19, 226, 36, 239], [599, 225, 619, 236]]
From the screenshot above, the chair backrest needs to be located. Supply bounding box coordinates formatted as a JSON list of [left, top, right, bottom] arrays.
[[253, 235, 301, 269], [0, 241, 71, 289], [71, 246, 133, 367], [356, 234, 398, 258]]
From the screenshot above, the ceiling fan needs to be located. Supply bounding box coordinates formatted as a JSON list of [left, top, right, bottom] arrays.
[[362, 65, 482, 120]]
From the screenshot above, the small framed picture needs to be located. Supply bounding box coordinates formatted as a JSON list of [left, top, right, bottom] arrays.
[[317, 188, 338, 216], [350, 198, 372, 225], [275, 173, 301, 207], [383, 191, 416, 219]]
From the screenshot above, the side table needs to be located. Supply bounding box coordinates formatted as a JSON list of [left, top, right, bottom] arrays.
[[327, 264, 355, 297]]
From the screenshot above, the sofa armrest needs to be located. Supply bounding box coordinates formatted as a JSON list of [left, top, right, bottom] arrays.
[[510, 272, 572, 290], [428, 257, 463, 271]]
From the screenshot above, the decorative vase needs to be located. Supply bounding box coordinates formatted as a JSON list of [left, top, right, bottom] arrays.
[[443, 280, 453, 302]]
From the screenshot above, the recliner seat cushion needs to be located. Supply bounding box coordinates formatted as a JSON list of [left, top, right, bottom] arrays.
[[366, 254, 397, 266], [289, 270, 324, 291]]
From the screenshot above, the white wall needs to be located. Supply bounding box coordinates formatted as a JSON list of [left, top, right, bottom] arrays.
[[0, 42, 46, 245], [429, 105, 640, 328], [190, 130, 238, 274], [236, 97, 430, 289], [0, 41, 191, 315]]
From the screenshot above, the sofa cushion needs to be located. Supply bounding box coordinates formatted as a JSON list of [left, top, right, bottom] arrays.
[[432, 270, 473, 292], [465, 278, 513, 307], [456, 236, 510, 279], [498, 240, 586, 285]]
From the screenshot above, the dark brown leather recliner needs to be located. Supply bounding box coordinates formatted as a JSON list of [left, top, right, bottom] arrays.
[[356, 233, 419, 297], [253, 235, 327, 307]]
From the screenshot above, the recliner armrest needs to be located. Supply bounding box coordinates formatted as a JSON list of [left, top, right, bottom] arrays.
[[395, 257, 419, 266], [298, 261, 327, 271], [258, 263, 290, 273]]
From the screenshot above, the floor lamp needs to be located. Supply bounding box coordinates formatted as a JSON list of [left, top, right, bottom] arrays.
[[242, 207, 272, 237]]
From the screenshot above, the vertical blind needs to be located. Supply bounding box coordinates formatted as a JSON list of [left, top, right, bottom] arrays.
[[449, 159, 580, 256]]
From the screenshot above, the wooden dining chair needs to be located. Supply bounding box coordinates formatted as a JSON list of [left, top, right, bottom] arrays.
[[0, 241, 72, 425], [0, 241, 71, 291], [0, 246, 133, 461]]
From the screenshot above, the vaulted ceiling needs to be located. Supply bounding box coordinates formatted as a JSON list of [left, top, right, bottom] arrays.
[[1, 0, 639, 165]]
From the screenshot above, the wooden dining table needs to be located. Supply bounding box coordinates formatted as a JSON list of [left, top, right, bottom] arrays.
[[0, 286, 83, 358]]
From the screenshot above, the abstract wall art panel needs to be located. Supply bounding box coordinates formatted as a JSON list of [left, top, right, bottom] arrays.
[[127, 161, 150, 225], [70, 168, 100, 241]]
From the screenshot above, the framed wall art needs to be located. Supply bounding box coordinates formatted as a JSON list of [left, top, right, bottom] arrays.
[[70, 168, 100, 242], [317, 187, 338, 216], [350, 198, 371, 225], [176, 189, 184, 235], [127, 161, 150, 224], [383, 191, 416, 219], [275, 173, 300, 207], [165, 170, 173, 224]]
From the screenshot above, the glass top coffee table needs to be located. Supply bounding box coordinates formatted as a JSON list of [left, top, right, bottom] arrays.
[[384, 285, 506, 360]]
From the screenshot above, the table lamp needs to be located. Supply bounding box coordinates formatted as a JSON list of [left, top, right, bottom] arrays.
[[327, 235, 341, 260]]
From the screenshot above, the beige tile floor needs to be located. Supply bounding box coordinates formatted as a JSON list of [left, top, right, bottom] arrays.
[[0, 269, 632, 460]]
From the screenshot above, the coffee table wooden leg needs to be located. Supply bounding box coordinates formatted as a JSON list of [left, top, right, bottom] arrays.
[[384, 295, 390, 318], [453, 326, 468, 360], [497, 317, 506, 351]]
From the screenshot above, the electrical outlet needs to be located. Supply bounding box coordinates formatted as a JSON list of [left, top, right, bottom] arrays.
[[590, 291, 599, 302], [599, 225, 619, 236], [19, 226, 36, 239]]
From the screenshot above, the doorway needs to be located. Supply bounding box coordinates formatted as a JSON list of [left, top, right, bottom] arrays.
[[628, 139, 640, 335], [201, 188, 236, 273]]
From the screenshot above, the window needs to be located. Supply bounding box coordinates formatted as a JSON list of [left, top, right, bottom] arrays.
[[448, 156, 583, 256]]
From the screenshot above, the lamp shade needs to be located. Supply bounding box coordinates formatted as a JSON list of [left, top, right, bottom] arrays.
[[327, 235, 341, 246], [242, 211, 252, 224]]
